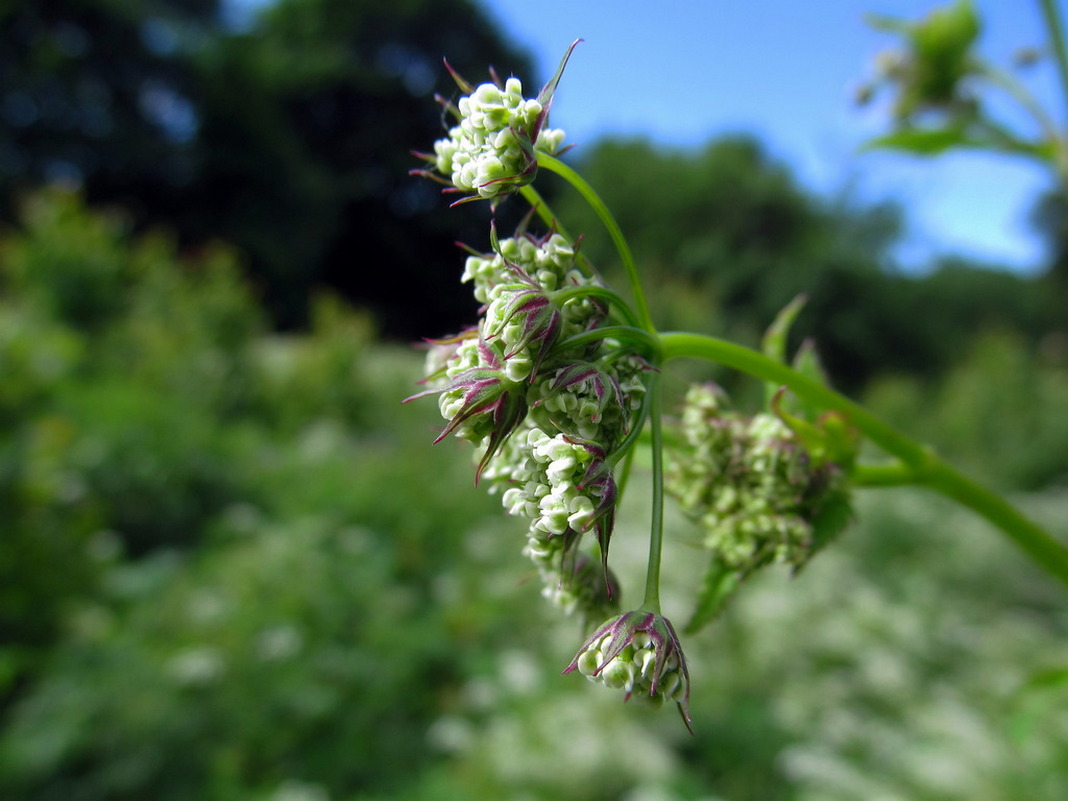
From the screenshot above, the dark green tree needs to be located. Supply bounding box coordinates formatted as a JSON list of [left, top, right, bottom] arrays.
[[183, 0, 538, 330], [0, 0, 217, 212], [553, 134, 1051, 391], [0, 0, 537, 333]]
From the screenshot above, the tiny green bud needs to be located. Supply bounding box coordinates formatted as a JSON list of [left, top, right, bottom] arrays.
[[564, 610, 692, 731]]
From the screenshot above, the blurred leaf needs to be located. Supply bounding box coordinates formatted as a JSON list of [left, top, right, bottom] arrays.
[[761, 293, 807, 408], [685, 556, 739, 635], [807, 482, 854, 556], [861, 126, 978, 155]]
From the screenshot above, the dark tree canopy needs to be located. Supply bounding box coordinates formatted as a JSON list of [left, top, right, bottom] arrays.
[[553, 135, 1051, 391], [0, 0, 217, 203], [0, 0, 537, 333]]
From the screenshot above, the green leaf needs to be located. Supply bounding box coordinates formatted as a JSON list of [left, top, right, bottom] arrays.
[[762, 294, 807, 364], [761, 294, 807, 408], [787, 339, 830, 420], [808, 487, 854, 556], [1019, 666, 1068, 692], [536, 39, 582, 109], [862, 125, 1059, 168], [860, 127, 975, 155], [1009, 665, 1068, 744], [684, 557, 739, 634], [863, 11, 911, 35]]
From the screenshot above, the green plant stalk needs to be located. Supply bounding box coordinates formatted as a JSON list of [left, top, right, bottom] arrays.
[[536, 152, 655, 333], [553, 325, 660, 357], [852, 460, 916, 487], [1039, 0, 1068, 138], [523, 161, 669, 606], [659, 330, 1068, 589], [978, 62, 1063, 148], [640, 368, 665, 613], [519, 183, 600, 281], [519, 184, 570, 239], [552, 285, 641, 328]]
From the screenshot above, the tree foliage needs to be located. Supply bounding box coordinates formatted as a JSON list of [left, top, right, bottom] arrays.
[[0, 0, 537, 332], [552, 135, 1053, 391]]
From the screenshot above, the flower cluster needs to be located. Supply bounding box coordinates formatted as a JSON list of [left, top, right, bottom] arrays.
[[410, 230, 649, 618], [431, 77, 565, 200], [413, 42, 578, 202], [564, 611, 692, 729], [666, 383, 850, 576], [857, 0, 981, 121]]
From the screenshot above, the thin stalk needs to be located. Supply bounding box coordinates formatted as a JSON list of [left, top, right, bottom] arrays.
[[660, 332, 932, 468], [554, 325, 660, 357], [659, 330, 1068, 589], [923, 463, 1068, 586], [979, 63, 1063, 146], [518, 184, 560, 234], [1039, 0, 1068, 129], [852, 460, 917, 487], [552, 285, 641, 328], [536, 152, 655, 333], [640, 369, 665, 612]]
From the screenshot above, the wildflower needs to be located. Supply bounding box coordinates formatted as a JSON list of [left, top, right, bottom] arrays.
[[863, 0, 981, 121], [550, 553, 620, 621], [482, 276, 561, 380], [405, 334, 528, 481], [666, 383, 851, 577], [413, 41, 579, 201], [564, 610, 692, 730]]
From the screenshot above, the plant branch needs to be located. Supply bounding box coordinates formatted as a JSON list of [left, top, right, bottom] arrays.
[[659, 330, 1068, 589], [1039, 0, 1068, 137], [535, 152, 655, 333], [641, 368, 665, 612]]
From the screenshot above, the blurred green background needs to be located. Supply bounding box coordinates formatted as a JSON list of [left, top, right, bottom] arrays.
[[1, 1, 1067, 799]]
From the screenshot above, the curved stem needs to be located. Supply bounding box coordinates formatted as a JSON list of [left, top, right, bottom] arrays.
[[1039, 0, 1068, 130], [518, 184, 599, 280], [518, 184, 563, 235], [660, 332, 932, 467], [551, 285, 640, 328], [536, 152, 655, 333], [979, 63, 1062, 147], [659, 330, 1068, 589], [852, 460, 917, 487], [555, 325, 660, 358], [641, 369, 665, 612]]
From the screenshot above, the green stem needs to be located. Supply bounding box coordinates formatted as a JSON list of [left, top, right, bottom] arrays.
[[554, 325, 660, 357], [852, 460, 916, 487], [1039, 0, 1068, 131], [517, 184, 601, 281], [518, 184, 560, 234], [659, 330, 1068, 589], [552, 285, 640, 328], [923, 465, 1068, 584], [661, 332, 931, 466], [536, 152, 655, 333], [641, 369, 665, 612], [979, 63, 1063, 147]]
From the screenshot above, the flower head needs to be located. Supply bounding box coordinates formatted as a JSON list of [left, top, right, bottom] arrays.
[[483, 276, 561, 379], [564, 610, 692, 731], [861, 0, 981, 121], [667, 383, 851, 577], [405, 334, 528, 481], [413, 41, 580, 202]]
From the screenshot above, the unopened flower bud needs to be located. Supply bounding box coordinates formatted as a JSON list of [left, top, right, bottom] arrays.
[[413, 42, 579, 201], [564, 610, 692, 730]]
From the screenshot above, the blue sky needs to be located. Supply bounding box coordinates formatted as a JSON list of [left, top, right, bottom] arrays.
[[478, 0, 1064, 273]]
